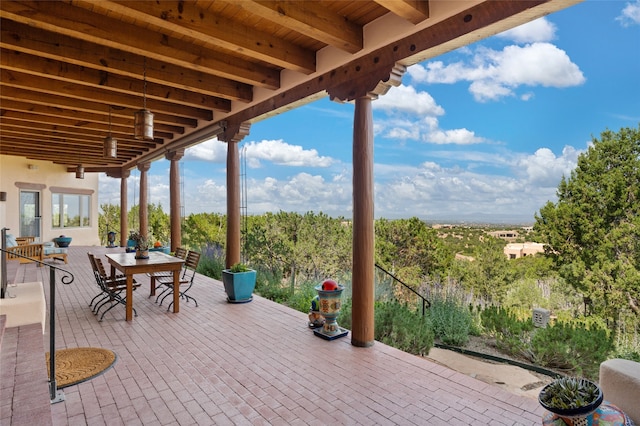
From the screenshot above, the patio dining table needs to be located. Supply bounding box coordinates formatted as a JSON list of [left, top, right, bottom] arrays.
[[105, 251, 185, 321]]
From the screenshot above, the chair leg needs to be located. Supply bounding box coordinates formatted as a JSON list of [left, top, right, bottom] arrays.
[[93, 294, 112, 314], [98, 300, 119, 321], [159, 289, 173, 306], [89, 291, 106, 309], [155, 286, 171, 304], [98, 291, 135, 321]]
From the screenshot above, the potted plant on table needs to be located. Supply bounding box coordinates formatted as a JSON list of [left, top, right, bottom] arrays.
[[128, 230, 150, 259], [538, 377, 603, 423], [222, 262, 256, 303]]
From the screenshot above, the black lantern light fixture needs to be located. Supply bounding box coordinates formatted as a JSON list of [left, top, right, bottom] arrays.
[[134, 57, 154, 140], [75, 164, 85, 179], [103, 105, 117, 158]]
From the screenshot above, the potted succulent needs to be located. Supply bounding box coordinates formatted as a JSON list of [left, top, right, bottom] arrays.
[[222, 262, 256, 303], [538, 377, 604, 422], [128, 230, 150, 259]]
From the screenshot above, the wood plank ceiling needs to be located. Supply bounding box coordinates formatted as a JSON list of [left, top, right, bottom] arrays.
[[0, 0, 578, 176]]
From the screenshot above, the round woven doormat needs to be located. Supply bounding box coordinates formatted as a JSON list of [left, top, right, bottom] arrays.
[[45, 347, 117, 388]]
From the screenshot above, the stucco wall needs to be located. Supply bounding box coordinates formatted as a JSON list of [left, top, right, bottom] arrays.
[[0, 155, 101, 246]]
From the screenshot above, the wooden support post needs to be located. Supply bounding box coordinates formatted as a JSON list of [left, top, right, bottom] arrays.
[[120, 170, 129, 247], [166, 150, 185, 251], [351, 95, 376, 347], [138, 162, 150, 240], [328, 63, 405, 347], [220, 122, 251, 268]]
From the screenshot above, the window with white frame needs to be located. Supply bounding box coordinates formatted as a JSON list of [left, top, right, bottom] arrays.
[[52, 192, 91, 228]]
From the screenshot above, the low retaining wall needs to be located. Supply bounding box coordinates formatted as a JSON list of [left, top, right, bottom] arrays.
[[599, 358, 640, 424], [0, 282, 46, 332]]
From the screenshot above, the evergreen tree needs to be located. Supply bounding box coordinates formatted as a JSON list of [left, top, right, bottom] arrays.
[[534, 125, 640, 320]]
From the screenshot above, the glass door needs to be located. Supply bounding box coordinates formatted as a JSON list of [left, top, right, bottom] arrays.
[[20, 190, 41, 241]]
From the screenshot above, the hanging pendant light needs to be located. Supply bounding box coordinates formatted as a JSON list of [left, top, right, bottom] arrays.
[[134, 57, 154, 141], [103, 105, 117, 158], [75, 164, 85, 179]]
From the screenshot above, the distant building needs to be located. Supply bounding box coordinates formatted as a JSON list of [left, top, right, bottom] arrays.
[[488, 230, 520, 240], [504, 242, 545, 259]]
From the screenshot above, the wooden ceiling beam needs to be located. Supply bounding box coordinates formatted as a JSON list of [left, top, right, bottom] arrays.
[[0, 100, 186, 135], [86, 0, 316, 74], [374, 0, 429, 24], [1, 86, 198, 128], [0, 1, 283, 87], [0, 145, 139, 167], [0, 137, 145, 155], [0, 141, 147, 161], [244, 1, 363, 53], [0, 117, 174, 141], [1, 50, 232, 112], [0, 125, 163, 146], [0, 19, 259, 98], [0, 69, 213, 121]]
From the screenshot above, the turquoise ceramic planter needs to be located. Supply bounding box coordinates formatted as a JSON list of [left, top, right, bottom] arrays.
[[53, 236, 72, 248], [222, 269, 256, 303]]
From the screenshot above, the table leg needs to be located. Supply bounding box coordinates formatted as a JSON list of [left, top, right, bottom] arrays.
[[150, 276, 156, 296], [172, 269, 180, 313], [126, 274, 133, 321]]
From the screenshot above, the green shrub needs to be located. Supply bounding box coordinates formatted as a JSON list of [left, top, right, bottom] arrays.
[[337, 298, 352, 330], [428, 295, 473, 346], [374, 300, 434, 356], [531, 319, 613, 379], [285, 281, 317, 313], [337, 300, 433, 356], [480, 306, 534, 359], [502, 279, 548, 310], [253, 267, 290, 303]]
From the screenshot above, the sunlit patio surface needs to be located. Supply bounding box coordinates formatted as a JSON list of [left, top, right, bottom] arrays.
[[5, 245, 545, 425]]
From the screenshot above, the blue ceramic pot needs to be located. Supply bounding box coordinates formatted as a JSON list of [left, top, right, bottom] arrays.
[[54, 236, 72, 248], [222, 269, 256, 303]]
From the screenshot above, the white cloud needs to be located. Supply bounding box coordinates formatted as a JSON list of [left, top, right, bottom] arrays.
[[617, 0, 640, 26], [373, 84, 444, 116], [496, 17, 557, 43], [373, 86, 485, 145], [184, 138, 227, 162], [245, 173, 351, 216], [425, 127, 484, 145], [515, 146, 581, 187], [373, 154, 566, 221], [243, 139, 334, 168], [411, 43, 585, 102]]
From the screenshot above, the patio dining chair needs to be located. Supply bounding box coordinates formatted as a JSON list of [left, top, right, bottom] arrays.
[[147, 247, 188, 296], [87, 252, 126, 310], [87, 252, 140, 321], [155, 250, 201, 311]]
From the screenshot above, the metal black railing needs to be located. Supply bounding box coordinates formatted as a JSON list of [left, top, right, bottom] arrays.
[[1, 228, 74, 403], [375, 263, 430, 316]]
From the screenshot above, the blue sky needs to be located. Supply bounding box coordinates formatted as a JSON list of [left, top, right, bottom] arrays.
[[99, 0, 640, 224]]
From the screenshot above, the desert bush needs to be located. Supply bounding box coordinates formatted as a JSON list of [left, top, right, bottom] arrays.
[[253, 267, 290, 303], [285, 281, 317, 313], [480, 305, 534, 359], [428, 295, 473, 346], [531, 318, 613, 379], [374, 300, 434, 356], [338, 299, 433, 356]]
